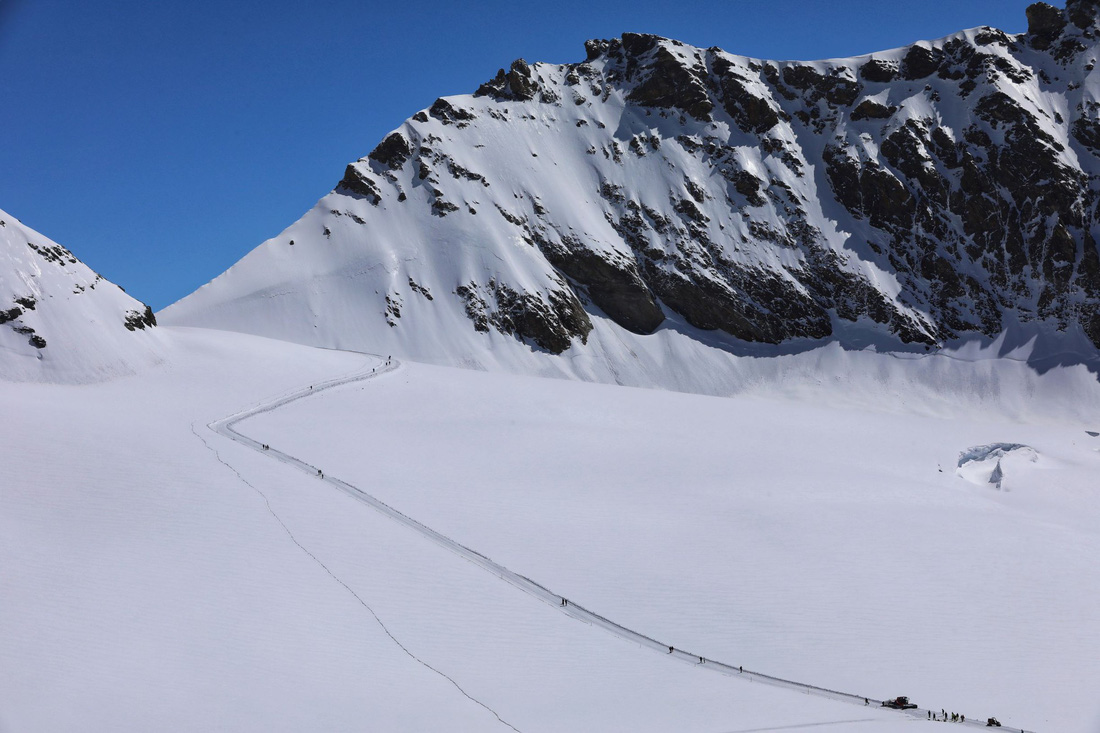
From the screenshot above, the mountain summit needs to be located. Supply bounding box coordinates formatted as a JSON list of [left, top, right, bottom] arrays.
[[164, 1, 1100, 385]]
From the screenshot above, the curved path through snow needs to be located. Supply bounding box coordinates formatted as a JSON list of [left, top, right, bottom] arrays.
[[209, 356, 1033, 733]]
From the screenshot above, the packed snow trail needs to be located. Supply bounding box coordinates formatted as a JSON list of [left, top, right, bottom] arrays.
[[209, 357, 1036, 733], [195, 417, 522, 733]]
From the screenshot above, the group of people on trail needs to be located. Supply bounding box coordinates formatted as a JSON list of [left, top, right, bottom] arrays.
[[929, 710, 964, 723], [261, 444, 269, 451]]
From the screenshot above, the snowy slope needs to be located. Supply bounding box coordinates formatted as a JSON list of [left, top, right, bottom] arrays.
[[164, 1, 1100, 388], [4, 329, 1099, 732], [0, 208, 163, 382]]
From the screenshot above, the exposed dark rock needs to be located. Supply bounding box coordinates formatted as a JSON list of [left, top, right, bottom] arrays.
[[851, 99, 896, 120], [1072, 104, 1100, 151], [974, 28, 1015, 47], [0, 306, 22, 324], [860, 59, 899, 83], [124, 306, 157, 331], [337, 164, 382, 205], [901, 45, 945, 80], [476, 59, 541, 101], [782, 65, 861, 106], [823, 146, 913, 231], [368, 133, 412, 169], [627, 44, 714, 120], [1027, 2, 1068, 49], [711, 56, 780, 133], [534, 232, 665, 334], [455, 280, 591, 354], [621, 32, 660, 57], [431, 198, 460, 217], [733, 171, 767, 207], [429, 98, 477, 126], [1068, 0, 1100, 28], [506, 59, 539, 101], [26, 241, 77, 266]]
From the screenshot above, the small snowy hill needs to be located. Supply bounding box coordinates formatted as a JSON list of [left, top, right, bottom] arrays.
[[0, 209, 163, 382], [165, 1, 1100, 389]]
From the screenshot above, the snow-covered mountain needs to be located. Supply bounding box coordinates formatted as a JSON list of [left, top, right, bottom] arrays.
[[164, 0, 1100, 387], [0, 208, 163, 382]]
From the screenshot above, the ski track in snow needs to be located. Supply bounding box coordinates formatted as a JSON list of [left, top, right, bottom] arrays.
[[194, 393, 522, 732], [207, 354, 1037, 733]]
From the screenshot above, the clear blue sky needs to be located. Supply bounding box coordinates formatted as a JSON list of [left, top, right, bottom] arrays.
[[0, 0, 1036, 310]]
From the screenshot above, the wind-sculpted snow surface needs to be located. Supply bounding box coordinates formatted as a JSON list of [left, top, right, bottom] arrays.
[[0, 207, 163, 382], [166, 1, 1100, 387]]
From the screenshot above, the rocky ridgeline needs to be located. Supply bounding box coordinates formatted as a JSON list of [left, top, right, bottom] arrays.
[[170, 1, 1100, 368]]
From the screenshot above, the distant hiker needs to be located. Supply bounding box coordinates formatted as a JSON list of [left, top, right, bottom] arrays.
[[699, 656, 704, 664], [739, 665, 743, 673], [560, 598, 566, 607], [668, 646, 674, 654], [961, 715, 965, 723], [865, 698, 869, 706]]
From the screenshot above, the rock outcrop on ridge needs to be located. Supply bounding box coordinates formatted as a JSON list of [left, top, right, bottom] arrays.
[[164, 1, 1100, 381]]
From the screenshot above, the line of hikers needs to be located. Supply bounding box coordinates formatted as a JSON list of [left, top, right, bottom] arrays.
[[930, 710, 965, 723]]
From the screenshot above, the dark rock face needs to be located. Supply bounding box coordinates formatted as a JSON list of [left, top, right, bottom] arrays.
[[860, 59, 899, 83], [550, 245, 664, 334], [368, 133, 412, 169], [902, 45, 945, 79], [124, 306, 157, 331], [625, 38, 715, 121], [1067, 0, 1100, 28], [455, 279, 591, 354], [337, 164, 382, 205], [851, 99, 896, 120], [1028, 3, 1069, 48], [476, 59, 542, 101], [428, 98, 477, 126]]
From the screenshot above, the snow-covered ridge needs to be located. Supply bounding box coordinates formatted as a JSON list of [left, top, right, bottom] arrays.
[[164, 0, 1100, 390], [0, 208, 164, 382]]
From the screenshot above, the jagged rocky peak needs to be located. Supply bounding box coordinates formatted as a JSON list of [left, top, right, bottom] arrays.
[[167, 1, 1100, 381], [1028, 0, 1100, 52], [0, 208, 162, 382]]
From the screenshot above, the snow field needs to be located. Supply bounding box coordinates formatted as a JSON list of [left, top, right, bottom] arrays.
[[242, 355, 1100, 733], [2, 328, 928, 732]]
